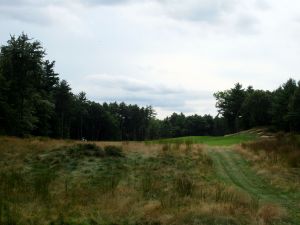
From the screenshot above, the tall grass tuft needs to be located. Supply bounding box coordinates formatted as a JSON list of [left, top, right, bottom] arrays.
[[140, 169, 160, 198], [174, 173, 194, 197], [104, 145, 124, 157], [31, 163, 56, 200], [242, 133, 300, 168]]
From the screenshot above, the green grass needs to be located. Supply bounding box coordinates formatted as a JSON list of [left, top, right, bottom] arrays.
[[1, 135, 297, 225], [150, 133, 257, 146], [207, 148, 300, 225]]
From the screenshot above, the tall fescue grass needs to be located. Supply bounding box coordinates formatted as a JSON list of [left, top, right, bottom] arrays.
[[0, 136, 284, 225], [239, 133, 300, 192], [242, 133, 300, 168]]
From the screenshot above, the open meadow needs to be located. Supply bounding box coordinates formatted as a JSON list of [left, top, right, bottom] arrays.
[[0, 132, 299, 225]]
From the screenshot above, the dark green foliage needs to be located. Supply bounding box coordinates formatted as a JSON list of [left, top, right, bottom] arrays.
[[214, 79, 300, 133], [104, 145, 124, 157], [49, 216, 101, 225], [67, 144, 105, 158], [271, 79, 298, 131], [240, 90, 272, 129], [1, 33, 300, 140], [0, 34, 157, 141], [287, 81, 300, 131], [53, 80, 73, 139], [0, 33, 46, 136], [159, 113, 220, 138], [214, 83, 246, 133]]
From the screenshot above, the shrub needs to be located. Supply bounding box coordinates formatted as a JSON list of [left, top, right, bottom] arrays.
[[68, 144, 105, 158], [104, 146, 124, 157], [162, 144, 170, 152], [286, 151, 300, 167]]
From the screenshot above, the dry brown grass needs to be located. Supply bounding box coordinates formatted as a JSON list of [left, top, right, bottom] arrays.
[[236, 134, 300, 191], [257, 203, 287, 225], [0, 136, 277, 225]]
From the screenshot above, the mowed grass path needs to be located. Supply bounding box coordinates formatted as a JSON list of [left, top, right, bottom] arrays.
[[207, 148, 300, 225], [151, 133, 257, 146]]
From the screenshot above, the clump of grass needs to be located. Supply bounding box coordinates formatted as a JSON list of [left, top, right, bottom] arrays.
[[67, 143, 105, 158], [257, 203, 287, 225], [162, 144, 171, 152], [184, 140, 193, 152], [140, 169, 161, 199], [104, 145, 124, 157], [174, 173, 194, 197], [213, 183, 256, 209], [181, 213, 239, 225], [30, 163, 56, 200], [199, 153, 214, 167], [90, 155, 127, 195], [215, 183, 234, 203], [242, 133, 300, 168], [91, 171, 122, 195], [0, 201, 20, 225], [0, 170, 27, 224]]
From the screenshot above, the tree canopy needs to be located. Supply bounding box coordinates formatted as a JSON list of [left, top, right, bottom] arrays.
[[1, 33, 300, 140]]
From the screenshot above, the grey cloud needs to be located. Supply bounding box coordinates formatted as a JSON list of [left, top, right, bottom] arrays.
[[0, 1, 57, 25], [0, 0, 60, 7], [0, 0, 236, 25], [81, 74, 213, 114], [0, 0, 129, 25], [235, 14, 259, 34], [85, 74, 185, 95], [255, 0, 271, 10], [80, 0, 129, 6], [0, 0, 28, 6], [0, 6, 50, 25], [157, 0, 237, 23]]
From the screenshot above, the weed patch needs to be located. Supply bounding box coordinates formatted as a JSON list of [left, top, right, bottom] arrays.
[[104, 145, 124, 157]]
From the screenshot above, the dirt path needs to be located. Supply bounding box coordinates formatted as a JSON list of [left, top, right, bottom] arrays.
[[207, 148, 300, 224]]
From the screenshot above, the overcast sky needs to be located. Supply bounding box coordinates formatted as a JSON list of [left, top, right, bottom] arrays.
[[1, 0, 300, 118]]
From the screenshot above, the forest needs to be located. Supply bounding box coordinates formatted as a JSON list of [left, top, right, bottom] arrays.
[[1, 33, 300, 141]]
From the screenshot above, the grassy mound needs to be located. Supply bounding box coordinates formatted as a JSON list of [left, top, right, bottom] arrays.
[[151, 133, 257, 146]]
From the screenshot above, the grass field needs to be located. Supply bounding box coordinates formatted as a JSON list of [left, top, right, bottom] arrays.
[[0, 133, 299, 225], [150, 133, 258, 146]]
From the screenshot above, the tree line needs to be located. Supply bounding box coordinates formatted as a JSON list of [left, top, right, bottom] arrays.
[[214, 79, 300, 133], [0, 34, 299, 140]]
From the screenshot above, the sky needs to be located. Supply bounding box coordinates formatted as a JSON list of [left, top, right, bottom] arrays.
[[1, 0, 300, 118]]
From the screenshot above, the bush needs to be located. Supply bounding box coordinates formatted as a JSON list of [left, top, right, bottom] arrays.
[[104, 146, 124, 157], [68, 144, 105, 158], [287, 151, 300, 167]]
